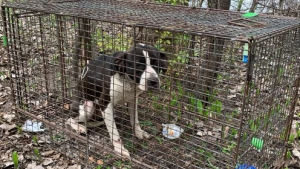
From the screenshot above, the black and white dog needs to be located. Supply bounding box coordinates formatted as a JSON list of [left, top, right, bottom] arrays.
[[67, 43, 168, 158]]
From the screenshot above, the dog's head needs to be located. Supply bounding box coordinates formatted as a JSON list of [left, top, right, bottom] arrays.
[[114, 43, 168, 91]]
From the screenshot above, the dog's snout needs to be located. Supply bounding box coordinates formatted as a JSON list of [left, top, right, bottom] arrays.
[[147, 77, 159, 89]]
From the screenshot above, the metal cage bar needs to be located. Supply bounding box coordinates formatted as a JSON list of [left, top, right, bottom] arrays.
[[1, 1, 300, 168]]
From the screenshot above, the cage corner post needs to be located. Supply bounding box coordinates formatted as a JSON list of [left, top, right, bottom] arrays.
[[55, 14, 67, 124], [283, 76, 300, 160], [1, 6, 15, 103], [10, 7, 26, 114], [234, 38, 255, 166]]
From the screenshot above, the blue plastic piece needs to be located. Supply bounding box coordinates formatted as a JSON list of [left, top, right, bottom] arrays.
[[236, 164, 256, 169], [243, 43, 248, 63], [243, 55, 248, 63]]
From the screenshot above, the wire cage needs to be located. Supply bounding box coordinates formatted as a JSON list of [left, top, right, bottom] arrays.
[[1, 0, 300, 168]]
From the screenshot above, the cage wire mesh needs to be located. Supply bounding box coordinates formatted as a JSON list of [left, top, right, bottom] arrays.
[[1, 0, 300, 168]]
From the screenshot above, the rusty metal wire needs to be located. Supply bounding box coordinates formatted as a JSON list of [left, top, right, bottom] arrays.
[[1, 0, 300, 168], [3, 0, 300, 40]]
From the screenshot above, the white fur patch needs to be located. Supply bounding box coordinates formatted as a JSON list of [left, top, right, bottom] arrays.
[[139, 43, 146, 46], [78, 100, 94, 123], [138, 51, 159, 91]]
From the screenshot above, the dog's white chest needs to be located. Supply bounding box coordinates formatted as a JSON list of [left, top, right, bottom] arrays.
[[110, 74, 142, 104]]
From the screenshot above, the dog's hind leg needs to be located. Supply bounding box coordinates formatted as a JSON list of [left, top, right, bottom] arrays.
[[128, 97, 151, 140], [101, 103, 130, 159]]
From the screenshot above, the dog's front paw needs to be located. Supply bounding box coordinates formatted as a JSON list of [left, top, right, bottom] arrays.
[[113, 141, 131, 159], [135, 128, 151, 140], [67, 118, 87, 134]]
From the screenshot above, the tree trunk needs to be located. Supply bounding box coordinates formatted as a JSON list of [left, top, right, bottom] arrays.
[[208, 0, 231, 10], [279, 0, 285, 11], [249, 0, 257, 12], [237, 0, 244, 11], [197, 0, 230, 105]]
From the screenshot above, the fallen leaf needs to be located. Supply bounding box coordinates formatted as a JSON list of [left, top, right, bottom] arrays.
[[27, 162, 45, 169], [47, 166, 67, 169], [197, 130, 206, 136], [51, 153, 61, 160], [89, 156, 95, 163], [213, 125, 222, 132], [228, 94, 236, 99], [64, 104, 70, 110], [0, 123, 16, 132], [97, 159, 104, 165], [18, 154, 24, 161], [25, 153, 40, 161], [195, 121, 204, 128], [41, 150, 55, 157], [67, 164, 81, 169], [224, 126, 230, 138], [42, 158, 54, 166], [292, 148, 300, 159], [3, 114, 15, 123], [3, 162, 14, 168]]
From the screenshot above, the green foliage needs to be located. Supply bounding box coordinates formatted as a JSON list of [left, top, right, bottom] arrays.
[[155, 0, 187, 5], [289, 134, 295, 144], [106, 154, 113, 159], [177, 82, 184, 96], [222, 143, 235, 155], [197, 148, 205, 155], [140, 121, 153, 127], [249, 120, 258, 132], [141, 142, 148, 149], [32, 135, 38, 144], [231, 128, 238, 137], [156, 136, 163, 144], [34, 148, 41, 161], [51, 133, 65, 141], [242, 132, 247, 142], [95, 30, 132, 52], [152, 95, 163, 110], [16, 126, 22, 134], [12, 151, 19, 169], [95, 165, 102, 169], [197, 100, 204, 114], [286, 150, 291, 159], [211, 100, 222, 115], [114, 160, 122, 168], [125, 140, 133, 149], [285, 98, 291, 106], [170, 50, 189, 66]]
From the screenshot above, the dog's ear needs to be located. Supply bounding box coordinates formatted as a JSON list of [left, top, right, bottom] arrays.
[[159, 52, 168, 74], [114, 52, 127, 74]]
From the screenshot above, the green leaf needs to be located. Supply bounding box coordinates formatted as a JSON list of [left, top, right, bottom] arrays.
[[12, 151, 18, 169], [197, 100, 203, 114], [32, 135, 38, 144], [190, 96, 196, 106], [212, 100, 222, 115], [170, 98, 177, 107]]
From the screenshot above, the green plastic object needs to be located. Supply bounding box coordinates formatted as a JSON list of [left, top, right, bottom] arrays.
[[242, 12, 258, 18], [251, 137, 263, 150], [3, 36, 7, 47]]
